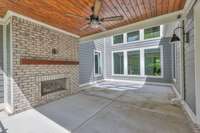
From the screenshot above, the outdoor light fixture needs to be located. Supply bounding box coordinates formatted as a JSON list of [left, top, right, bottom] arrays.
[[170, 26, 189, 43], [170, 27, 184, 42], [171, 33, 180, 42]]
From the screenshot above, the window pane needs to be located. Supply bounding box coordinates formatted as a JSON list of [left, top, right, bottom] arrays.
[[113, 52, 124, 74], [95, 52, 101, 75], [113, 34, 123, 44], [128, 50, 140, 75], [144, 26, 160, 39], [145, 48, 161, 76], [127, 31, 140, 42], [95, 54, 99, 74]]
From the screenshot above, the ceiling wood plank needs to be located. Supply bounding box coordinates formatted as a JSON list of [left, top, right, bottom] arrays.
[[0, 0, 186, 37]]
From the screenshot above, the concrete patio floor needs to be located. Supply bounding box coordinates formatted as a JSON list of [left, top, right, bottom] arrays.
[[0, 81, 194, 133]]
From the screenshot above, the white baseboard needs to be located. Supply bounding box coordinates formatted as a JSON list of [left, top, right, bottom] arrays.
[[181, 100, 197, 124], [4, 103, 13, 114], [79, 79, 104, 88], [104, 78, 173, 86], [171, 84, 182, 99], [0, 103, 13, 114], [171, 84, 197, 124]]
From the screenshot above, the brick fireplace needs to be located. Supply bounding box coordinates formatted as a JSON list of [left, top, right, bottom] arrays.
[[36, 74, 71, 96], [10, 16, 80, 113]]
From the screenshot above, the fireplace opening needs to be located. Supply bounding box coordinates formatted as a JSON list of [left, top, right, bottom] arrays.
[[41, 78, 67, 96]]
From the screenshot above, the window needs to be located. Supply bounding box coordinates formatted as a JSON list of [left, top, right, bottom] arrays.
[[144, 48, 161, 76], [144, 26, 160, 40], [113, 34, 124, 44], [127, 31, 140, 42], [94, 51, 102, 75], [113, 52, 124, 74], [128, 50, 140, 75]]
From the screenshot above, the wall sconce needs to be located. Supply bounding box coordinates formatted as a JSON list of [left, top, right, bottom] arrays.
[[170, 27, 184, 43], [52, 48, 58, 55], [170, 26, 189, 43]]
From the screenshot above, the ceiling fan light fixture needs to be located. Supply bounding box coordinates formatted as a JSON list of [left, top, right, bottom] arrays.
[[90, 20, 100, 28]]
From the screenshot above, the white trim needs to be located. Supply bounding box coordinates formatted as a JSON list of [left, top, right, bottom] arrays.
[[194, 0, 200, 124], [126, 30, 140, 44], [112, 33, 124, 45], [171, 84, 181, 100], [0, 10, 79, 38], [171, 84, 198, 124], [171, 44, 177, 80], [143, 25, 162, 41], [112, 50, 125, 75], [140, 29, 144, 41], [3, 20, 7, 105], [183, 0, 196, 16], [94, 50, 102, 77], [103, 38, 106, 79], [104, 79, 173, 86], [140, 48, 145, 76], [181, 100, 197, 123], [2, 19, 14, 114], [111, 25, 162, 46], [124, 51, 128, 75], [79, 79, 104, 88], [10, 18, 14, 108], [111, 45, 163, 78]]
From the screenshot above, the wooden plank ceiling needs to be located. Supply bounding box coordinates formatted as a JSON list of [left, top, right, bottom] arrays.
[[0, 0, 186, 37]]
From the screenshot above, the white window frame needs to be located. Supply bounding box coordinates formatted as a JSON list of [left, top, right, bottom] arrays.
[[126, 48, 141, 76], [143, 45, 164, 78], [126, 30, 140, 43], [111, 25, 163, 46], [94, 50, 102, 77], [143, 25, 163, 41], [111, 45, 163, 78], [112, 33, 124, 45], [172, 44, 177, 82], [112, 50, 125, 75]]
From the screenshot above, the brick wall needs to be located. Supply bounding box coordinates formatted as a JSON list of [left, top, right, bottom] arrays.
[[11, 16, 79, 113]]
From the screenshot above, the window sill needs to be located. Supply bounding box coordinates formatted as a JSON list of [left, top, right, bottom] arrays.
[[111, 74, 163, 79], [94, 74, 102, 77], [173, 79, 176, 83]]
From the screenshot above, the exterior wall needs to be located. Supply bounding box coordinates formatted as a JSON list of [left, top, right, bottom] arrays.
[[11, 16, 79, 113], [166, 9, 196, 114], [164, 22, 183, 93], [184, 9, 196, 114], [105, 37, 172, 83], [0, 25, 3, 103], [79, 38, 104, 85], [80, 34, 173, 84]]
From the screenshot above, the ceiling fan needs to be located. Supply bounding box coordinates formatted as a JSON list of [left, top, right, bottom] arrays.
[[65, 0, 124, 31]]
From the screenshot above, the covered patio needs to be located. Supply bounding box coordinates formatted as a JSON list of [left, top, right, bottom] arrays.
[[0, 81, 195, 133]]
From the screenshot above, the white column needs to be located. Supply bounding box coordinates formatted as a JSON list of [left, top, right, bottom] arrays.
[[140, 49, 145, 76], [140, 29, 144, 41], [124, 51, 128, 75]]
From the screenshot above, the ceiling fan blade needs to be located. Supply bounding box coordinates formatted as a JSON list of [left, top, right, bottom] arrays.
[[99, 24, 106, 31], [65, 13, 89, 20], [93, 0, 102, 16], [80, 24, 90, 31], [101, 16, 124, 21]]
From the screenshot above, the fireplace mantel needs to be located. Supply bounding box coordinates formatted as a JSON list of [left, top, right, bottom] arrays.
[[20, 58, 79, 65]]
